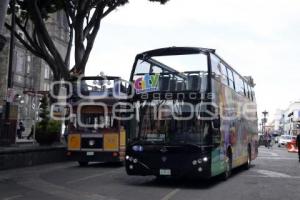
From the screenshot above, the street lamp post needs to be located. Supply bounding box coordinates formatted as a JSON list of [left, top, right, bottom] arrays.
[[262, 110, 269, 135]]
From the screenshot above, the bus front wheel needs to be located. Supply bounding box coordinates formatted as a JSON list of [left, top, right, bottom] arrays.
[[78, 161, 89, 166], [222, 151, 232, 181]]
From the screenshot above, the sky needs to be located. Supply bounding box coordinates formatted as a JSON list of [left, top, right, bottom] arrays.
[[72, 0, 300, 121]]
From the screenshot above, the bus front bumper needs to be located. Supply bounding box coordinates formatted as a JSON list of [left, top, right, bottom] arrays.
[[125, 160, 211, 179], [67, 151, 123, 163]]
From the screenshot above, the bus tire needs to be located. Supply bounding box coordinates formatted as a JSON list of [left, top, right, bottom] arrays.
[[78, 161, 89, 166], [222, 149, 232, 181], [244, 145, 251, 170]]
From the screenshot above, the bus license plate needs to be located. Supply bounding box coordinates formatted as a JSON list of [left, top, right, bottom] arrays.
[[160, 169, 171, 176], [86, 152, 94, 156]]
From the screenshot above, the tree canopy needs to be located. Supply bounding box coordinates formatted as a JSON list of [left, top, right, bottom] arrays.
[[6, 0, 170, 81]]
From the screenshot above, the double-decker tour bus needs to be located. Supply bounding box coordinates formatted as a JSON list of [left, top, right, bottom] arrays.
[[66, 76, 128, 166], [125, 47, 258, 179]]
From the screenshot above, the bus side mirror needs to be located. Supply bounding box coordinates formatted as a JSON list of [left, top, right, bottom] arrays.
[[212, 117, 220, 130]]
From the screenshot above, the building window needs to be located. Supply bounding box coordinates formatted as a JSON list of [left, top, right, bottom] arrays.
[[26, 55, 31, 74], [16, 51, 25, 73], [44, 83, 50, 91], [14, 74, 24, 84], [44, 65, 50, 79]]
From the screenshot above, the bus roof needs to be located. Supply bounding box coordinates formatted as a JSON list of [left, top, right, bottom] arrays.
[[135, 46, 255, 88], [136, 47, 215, 59]]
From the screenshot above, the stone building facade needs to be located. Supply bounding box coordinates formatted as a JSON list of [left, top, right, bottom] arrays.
[[0, 0, 9, 51], [0, 11, 69, 138]]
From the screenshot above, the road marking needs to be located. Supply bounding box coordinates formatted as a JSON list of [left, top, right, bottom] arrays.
[[242, 174, 300, 179], [3, 195, 23, 200], [19, 177, 114, 200], [254, 169, 292, 178], [67, 169, 120, 184], [258, 150, 279, 157], [161, 189, 180, 200], [257, 157, 296, 160]]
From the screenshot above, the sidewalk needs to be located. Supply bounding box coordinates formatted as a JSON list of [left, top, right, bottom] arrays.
[[0, 141, 68, 170]]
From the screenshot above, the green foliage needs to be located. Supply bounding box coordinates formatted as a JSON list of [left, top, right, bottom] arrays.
[[12, 0, 169, 20], [35, 95, 61, 145], [6, 0, 170, 80], [47, 120, 61, 134], [39, 95, 50, 127], [36, 120, 61, 145]]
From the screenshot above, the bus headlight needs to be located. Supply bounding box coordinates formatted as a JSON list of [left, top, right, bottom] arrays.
[[133, 159, 138, 163], [132, 145, 143, 152], [197, 159, 202, 164], [126, 155, 130, 160], [203, 157, 208, 162], [192, 160, 197, 165], [89, 140, 95, 146]]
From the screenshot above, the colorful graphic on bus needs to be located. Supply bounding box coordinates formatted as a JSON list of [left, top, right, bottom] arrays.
[[134, 74, 159, 94]]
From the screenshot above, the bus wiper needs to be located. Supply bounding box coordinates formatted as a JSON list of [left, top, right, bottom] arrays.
[[166, 141, 201, 148], [182, 143, 201, 148]]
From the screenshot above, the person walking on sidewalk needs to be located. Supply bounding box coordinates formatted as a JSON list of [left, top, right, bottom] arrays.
[[16, 121, 25, 139], [296, 133, 300, 162]]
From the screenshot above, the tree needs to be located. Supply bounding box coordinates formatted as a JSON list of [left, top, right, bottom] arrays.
[[39, 95, 50, 128], [5, 0, 170, 82]]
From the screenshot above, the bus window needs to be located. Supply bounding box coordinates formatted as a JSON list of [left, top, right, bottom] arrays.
[[246, 84, 251, 100], [250, 87, 255, 101], [219, 63, 228, 85], [134, 60, 150, 74], [244, 82, 249, 98], [226, 68, 235, 90], [151, 65, 163, 74], [210, 54, 222, 79], [210, 54, 228, 85], [233, 73, 245, 96]]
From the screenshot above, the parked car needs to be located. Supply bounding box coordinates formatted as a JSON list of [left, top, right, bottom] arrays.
[[278, 135, 294, 147]]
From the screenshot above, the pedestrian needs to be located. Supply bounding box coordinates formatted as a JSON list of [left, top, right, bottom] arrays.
[[267, 132, 272, 148], [16, 121, 25, 139], [296, 132, 300, 162]]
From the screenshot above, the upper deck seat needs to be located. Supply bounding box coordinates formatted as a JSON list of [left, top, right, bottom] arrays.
[[159, 76, 171, 91], [187, 75, 201, 91], [169, 79, 177, 91], [176, 81, 186, 91]]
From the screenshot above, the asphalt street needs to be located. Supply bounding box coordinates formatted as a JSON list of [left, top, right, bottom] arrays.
[[0, 146, 299, 200]]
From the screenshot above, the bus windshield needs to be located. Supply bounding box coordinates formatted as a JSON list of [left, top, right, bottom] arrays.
[[135, 100, 210, 145], [132, 53, 209, 93], [70, 111, 118, 133]]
